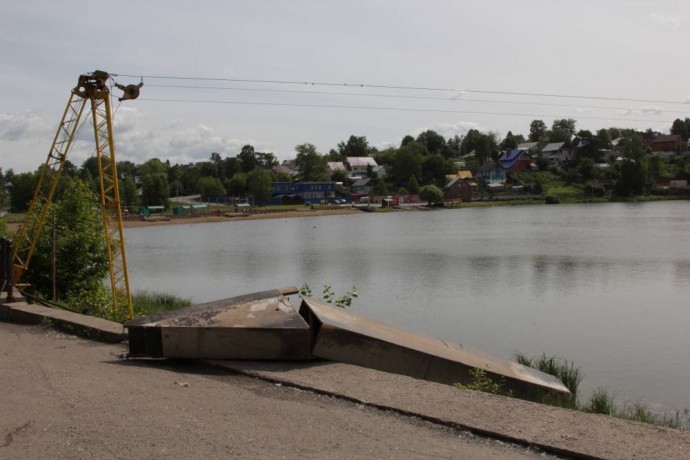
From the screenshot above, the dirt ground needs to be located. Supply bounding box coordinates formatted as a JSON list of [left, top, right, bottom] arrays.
[[0, 322, 548, 459]]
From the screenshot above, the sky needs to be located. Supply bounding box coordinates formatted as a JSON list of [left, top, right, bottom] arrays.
[[2, 0, 690, 173]]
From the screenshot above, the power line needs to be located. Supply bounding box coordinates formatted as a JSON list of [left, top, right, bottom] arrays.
[[139, 97, 673, 124], [145, 83, 688, 115], [114, 73, 690, 106]]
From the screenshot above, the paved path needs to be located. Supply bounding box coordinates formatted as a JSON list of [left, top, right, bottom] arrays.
[[0, 322, 548, 459], [2, 299, 690, 459]]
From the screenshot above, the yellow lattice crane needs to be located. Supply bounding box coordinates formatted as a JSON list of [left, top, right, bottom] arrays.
[[11, 70, 141, 319]]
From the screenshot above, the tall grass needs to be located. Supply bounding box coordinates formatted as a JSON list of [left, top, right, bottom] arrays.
[[132, 290, 191, 316], [515, 352, 689, 430], [514, 352, 582, 408]]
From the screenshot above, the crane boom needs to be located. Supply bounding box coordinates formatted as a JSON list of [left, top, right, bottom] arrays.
[[11, 71, 134, 319]]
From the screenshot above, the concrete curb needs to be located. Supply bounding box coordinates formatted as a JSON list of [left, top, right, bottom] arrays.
[[0, 301, 125, 343]]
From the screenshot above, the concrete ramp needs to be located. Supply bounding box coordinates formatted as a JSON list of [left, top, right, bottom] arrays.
[[298, 296, 570, 401], [124, 289, 570, 400]]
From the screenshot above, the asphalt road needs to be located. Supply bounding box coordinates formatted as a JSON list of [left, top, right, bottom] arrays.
[[0, 322, 547, 459]]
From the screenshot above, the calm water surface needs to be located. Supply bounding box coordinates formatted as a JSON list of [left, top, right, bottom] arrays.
[[126, 201, 690, 413]]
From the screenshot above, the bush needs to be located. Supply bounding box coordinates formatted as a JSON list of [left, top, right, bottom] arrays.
[[544, 195, 560, 204], [584, 182, 606, 197]]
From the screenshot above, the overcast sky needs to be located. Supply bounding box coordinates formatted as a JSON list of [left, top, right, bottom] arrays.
[[2, 0, 690, 172]]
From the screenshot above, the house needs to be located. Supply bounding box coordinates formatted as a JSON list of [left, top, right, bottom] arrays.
[[272, 164, 297, 178], [497, 149, 534, 172], [517, 142, 539, 151], [371, 165, 387, 179], [444, 177, 472, 202], [271, 182, 336, 204], [649, 134, 686, 154], [327, 162, 347, 172], [351, 178, 374, 196], [345, 157, 378, 173], [541, 142, 574, 164], [476, 161, 506, 186]]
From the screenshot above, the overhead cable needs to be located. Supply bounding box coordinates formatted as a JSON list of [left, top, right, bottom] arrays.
[[113, 73, 690, 106]]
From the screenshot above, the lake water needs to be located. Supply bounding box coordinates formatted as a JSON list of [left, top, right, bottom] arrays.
[[125, 201, 690, 414]]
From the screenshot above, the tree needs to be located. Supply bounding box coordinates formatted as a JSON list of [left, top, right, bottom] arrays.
[[460, 129, 496, 164], [197, 176, 226, 199], [246, 168, 273, 203], [0, 168, 6, 208], [608, 127, 621, 140], [447, 134, 463, 157], [671, 118, 689, 140], [138, 158, 168, 177], [23, 178, 109, 307], [529, 120, 547, 142], [330, 169, 347, 183], [226, 173, 247, 196], [294, 143, 328, 181], [407, 175, 420, 195], [577, 158, 595, 180], [422, 153, 453, 187], [595, 129, 612, 150], [141, 173, 169, 208], [575, 130, 604, 162], [237, 145, 258, 172], [419, 184, 444, 205], [390, 143, 423, 184], [615, 159, 646, 196], [337, 135, 370, 157], [416, 130, 447, 156], [400, 135, 415, 147], [500, 131, 519, 150], [120, 176, 139, 211], [374, 178, 389, 195], [256, 151, 278, 169], [552, 119, 577, 138], [9, 170, 38, 212], [620, 133, 648, 162]]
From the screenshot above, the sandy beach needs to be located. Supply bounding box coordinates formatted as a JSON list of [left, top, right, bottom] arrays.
[[122, 206, 365, 228]]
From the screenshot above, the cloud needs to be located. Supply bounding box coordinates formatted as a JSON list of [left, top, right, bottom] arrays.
[[421, 121, 485, 138], [650, 13, 681, 31], [112, 117, 256, 165], [574, 107, 594, 115], [0, 110, 50, 141], [621, 106, 663, 116]]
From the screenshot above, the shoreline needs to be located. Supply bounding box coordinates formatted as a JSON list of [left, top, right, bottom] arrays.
[[122, 206, 365, 228]]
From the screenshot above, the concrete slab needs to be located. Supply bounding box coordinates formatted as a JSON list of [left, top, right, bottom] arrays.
[[300, 296, 569, 401], [208, 360, 690, 460], [125, 288, 310, 360], [0, 301, 125, 343]]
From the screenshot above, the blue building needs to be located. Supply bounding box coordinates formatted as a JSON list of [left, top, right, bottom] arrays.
[[271, 182, 337, 204]]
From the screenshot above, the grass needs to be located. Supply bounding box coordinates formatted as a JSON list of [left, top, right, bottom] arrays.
[[513, 352, 689, 430], [132, 290, 192, 316], [514, 352, 583, 408]]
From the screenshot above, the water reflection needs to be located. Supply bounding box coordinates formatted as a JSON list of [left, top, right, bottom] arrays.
[[126, 201, 690, 413]]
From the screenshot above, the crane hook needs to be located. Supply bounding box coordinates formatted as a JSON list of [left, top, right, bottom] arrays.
[[114, 79, 144, 101]]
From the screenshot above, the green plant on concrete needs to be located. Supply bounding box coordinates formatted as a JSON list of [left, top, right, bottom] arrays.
[[455, 367, 511, 396], [514, 352, 582, 408], [299, 283, 358, 308]]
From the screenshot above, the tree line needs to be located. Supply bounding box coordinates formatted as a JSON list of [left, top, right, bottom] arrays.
[[3, 117, 690, 212]]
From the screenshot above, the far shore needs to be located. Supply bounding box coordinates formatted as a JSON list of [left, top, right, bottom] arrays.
[[122, 206, 366, 228]]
